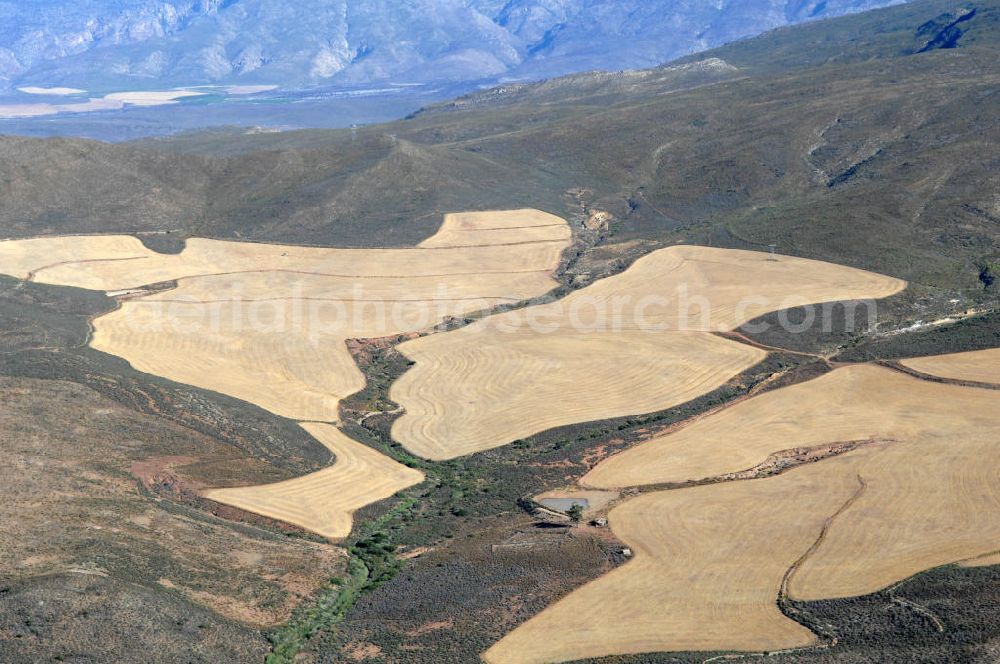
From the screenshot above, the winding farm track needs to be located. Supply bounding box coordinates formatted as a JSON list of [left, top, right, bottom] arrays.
[[898, 347, 1000, 388], [780, 474, 868, 599]]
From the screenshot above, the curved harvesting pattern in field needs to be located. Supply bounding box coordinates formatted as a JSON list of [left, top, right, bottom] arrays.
[[901, 347, 1000, 386], [89, 270, 553, 422], [204, 423, 425, 539], [483, 455, 867, 664], [489, 364, 1000, 662], [393, 329, 765, 459], [0, 235, 151, 283], [583, 364, 997, 491], [0, 209, 570, 537], [392, 246, 905, 459], [585, 365, 1000, 602], [0, 209, 571, 292], [0, 210, 569, 424]]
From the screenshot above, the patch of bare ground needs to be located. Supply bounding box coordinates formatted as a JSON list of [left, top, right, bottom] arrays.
[[343, 642, 383, 661], [406, 619, 455, 638]]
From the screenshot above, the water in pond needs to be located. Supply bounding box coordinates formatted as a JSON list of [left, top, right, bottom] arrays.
[[539, 498, 589, 513]]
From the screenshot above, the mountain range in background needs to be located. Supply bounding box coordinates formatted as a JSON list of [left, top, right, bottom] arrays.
[[2, 0, 909, 90], [0, 0, 909, 139]]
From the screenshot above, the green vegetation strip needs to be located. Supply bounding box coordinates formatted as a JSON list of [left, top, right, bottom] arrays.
[[265, 496, 418, 664]]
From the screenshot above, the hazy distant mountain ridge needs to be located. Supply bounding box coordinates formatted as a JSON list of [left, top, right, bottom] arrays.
[[0, 0, 909, 91], [0, 1, 217, 77]]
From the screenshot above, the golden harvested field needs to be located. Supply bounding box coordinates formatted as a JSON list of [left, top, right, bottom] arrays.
[[787, 392, 1000, 600], [498, 364, 1000, 662], [430, 245, 902, 333], [0, 210, 569, 424], [1, 209, 570, 292], [583, 364, 997, 490], [204, 423, 424, 539], [417, 209, 572, 248], [901, 347, 1000, 385], [484, 457, 867, 664], [0, 209, 569, 534], [90, 275, 540, 422], [92, 299, 364, 421], [392, 329, 765, 459], [0, 234, 151, 283], [960, 551, 1000, 568], [392, 246, 904, 459]]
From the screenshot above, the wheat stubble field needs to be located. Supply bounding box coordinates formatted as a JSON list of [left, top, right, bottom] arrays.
[[7, 211, 993, 664], [391, 245, 905, 459], [203, 423, 425, 539], [0, 209, 570, 537], [483, 459, 866, 664], [901, 347, 1000, 385], [0, 209, 570, 423], [0, 210, 571, 291], [487, 362, 1000, 663]]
